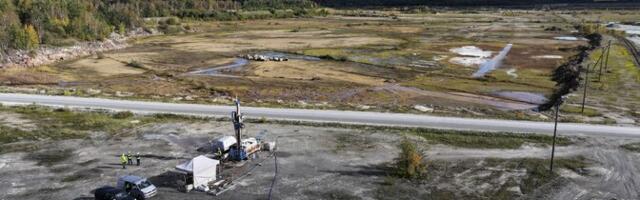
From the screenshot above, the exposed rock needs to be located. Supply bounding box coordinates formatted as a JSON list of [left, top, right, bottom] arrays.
[[184, 95, 198, 101], [115, 91, 134, 97], [357, 105, 372, 110], [242, 54, 288, 62], [86, 88, 102, 95], [414, 105, 434, 112]]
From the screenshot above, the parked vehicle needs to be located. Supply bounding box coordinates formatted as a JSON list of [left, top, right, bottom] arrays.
[[213, 136, 237, 153], [116, 175, 157, 199], [94, 186, 134, 200]]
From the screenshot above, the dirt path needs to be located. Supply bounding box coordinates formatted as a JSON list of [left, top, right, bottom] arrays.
[[427, 144, 586, 160], [618, 36, 640, 68], [550, 138, 640, 200]]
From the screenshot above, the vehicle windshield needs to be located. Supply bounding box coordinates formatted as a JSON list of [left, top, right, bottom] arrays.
[[138, 180, 152, 189]]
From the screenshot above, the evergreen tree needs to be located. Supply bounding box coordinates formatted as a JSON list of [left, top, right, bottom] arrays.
[[10, 25, 29, 50]]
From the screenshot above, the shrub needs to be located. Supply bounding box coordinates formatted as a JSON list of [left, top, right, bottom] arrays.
[[127, 60, 144, 68], [113, 111, 134, 119], [166, 17, 180, 25], [394, 138, 425, 179], [96, 52, 106, 59]]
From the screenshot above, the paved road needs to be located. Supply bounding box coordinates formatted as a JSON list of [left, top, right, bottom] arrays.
[[0, 93, 639, 137]]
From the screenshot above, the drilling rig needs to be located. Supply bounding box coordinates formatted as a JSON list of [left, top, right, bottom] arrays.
[[229, 98, 245, 161]]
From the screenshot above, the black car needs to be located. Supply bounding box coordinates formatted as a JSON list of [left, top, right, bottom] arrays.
[[94, 186, 137, 200]]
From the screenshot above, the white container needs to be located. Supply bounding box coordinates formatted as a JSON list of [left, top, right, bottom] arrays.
[[213, 136, 237, 152]]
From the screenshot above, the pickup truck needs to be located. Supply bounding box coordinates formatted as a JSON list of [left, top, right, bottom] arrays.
[[116, 175, 157, 199]]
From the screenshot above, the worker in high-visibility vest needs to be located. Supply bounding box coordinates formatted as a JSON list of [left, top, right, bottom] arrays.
[[127, 152, 133, 165], [120, 153, 128, 169]]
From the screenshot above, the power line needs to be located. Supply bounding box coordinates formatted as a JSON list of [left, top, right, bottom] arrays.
[[581, 64, 591, 114], [268, 137, 279, 200]]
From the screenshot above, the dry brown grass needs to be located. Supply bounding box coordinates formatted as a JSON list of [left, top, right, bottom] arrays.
[[250, 60, 385, 86], [68, 58, 145, 76]]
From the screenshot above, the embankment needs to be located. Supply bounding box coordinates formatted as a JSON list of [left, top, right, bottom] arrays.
[[0, 28, 156, 68]]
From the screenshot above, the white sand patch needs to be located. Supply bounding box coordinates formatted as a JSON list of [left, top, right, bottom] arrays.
[[449, 46, 492, 58], [449, 57, 489, 67], [532, 55, 563, 59], [449, 46, 492, 67], [554, 36, 585, 41], [506, 68, 518, 78]]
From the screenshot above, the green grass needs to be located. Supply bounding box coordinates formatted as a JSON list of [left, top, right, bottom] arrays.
[[0, 105, 208, 146], [403, 74, 550, 95], [249, 119, 573, 149], [410, 128, 572, 149], [621, 142, 640, 152], [560, 105, 601, 117]]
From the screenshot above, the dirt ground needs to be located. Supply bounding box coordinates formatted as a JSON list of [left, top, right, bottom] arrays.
[[1, 115, 640, 200]]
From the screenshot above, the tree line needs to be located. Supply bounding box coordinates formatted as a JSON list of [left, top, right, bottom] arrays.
[[312, 0, 637, 7], [0, 0, 317, 51]]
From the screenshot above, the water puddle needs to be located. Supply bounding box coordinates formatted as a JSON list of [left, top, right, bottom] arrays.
[[473, 44, 512, 78], [554, 36, 585, 41], [532, 55, 563, 59], [493, 91, 548, 105], [188, 58, 249, 77]]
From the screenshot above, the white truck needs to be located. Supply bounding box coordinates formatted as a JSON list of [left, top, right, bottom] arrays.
[[116, 175, 157, 199]]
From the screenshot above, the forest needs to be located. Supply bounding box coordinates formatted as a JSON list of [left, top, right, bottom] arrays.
[[312, 0, 637, 7], [0, 0, 317, 51]]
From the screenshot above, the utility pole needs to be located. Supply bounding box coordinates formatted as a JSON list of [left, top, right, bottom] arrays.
[[604, 40, 612, 72], [581, 64, 591, 114], [592, 46, 605, 82], [598, 42, 611, 81], [550, 96, 565, 173]]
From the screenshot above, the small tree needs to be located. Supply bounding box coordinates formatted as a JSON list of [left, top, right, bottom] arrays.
[[118, 23, 126, 36], [395, 138, 425, 179], [24, 24, 39, 50]]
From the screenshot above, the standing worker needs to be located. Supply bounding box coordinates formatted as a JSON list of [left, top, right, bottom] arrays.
[[120, 153, 127, 169], [127, 151, 133, 165], [136, 152, 141, 166]]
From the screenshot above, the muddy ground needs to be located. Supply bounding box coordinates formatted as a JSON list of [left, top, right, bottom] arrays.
[[1, 116, 640, 200]]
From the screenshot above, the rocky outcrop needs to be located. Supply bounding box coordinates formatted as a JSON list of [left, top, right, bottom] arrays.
[[0, 28, 157, 68]]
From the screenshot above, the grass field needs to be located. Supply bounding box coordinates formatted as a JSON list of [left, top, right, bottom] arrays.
[[0, 9, 625, 122]]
